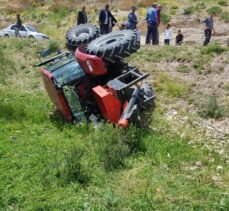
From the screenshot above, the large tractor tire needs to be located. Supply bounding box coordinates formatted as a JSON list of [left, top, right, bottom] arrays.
[[66, 24, 99, 51], [86, 30, 140, 63]]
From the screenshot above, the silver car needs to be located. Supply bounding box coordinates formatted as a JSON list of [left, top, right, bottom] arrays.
[[0, 24, 49, 40]]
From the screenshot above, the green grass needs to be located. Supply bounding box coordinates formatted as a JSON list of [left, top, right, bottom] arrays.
[[177, 64, 191, 73], [207, 5, 222, 14], [218, 0, 228, 6], [199, 94, 225, 119], [160, 13, 171, 24], [0, 8, 229, 209], [183, 6, 196, 15], [201, 43, 227, 55], [220, 11, 229, 23], [0, 42, 15, 82], [156, 72, 191, 98]]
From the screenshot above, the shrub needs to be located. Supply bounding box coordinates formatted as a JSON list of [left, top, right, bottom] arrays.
[[0, 43, 15, 82], [183, 6, 195, 15], [93, 124, 145, 171], [196, 2, 206, 10], [207, 6, 222, 14], [48, 40, 60, 53], [220, 11, 229, 23], [102, 138, 129, 171], [199, 94, 224, 119], [58, 148, 89, 185], [121, 126, 145, 154], [161, 13, 170, 24], [201, 43, 226, 55], [218, 0, 228, 6], [95, 125, 129, 171], [177, 64, 190, 73]]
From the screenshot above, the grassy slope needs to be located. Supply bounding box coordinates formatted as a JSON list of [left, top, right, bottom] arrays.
[[1, 0, 229, 210]]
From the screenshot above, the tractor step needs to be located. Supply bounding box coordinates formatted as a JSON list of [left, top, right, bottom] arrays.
[[107, 68, 149, 91]]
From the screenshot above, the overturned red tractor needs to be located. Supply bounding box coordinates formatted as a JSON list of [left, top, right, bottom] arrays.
[[35, 24, 155, 128]]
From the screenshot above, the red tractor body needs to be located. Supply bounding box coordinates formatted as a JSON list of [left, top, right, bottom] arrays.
[[37, 47, 155, 127], [36, 27, 155, 128]]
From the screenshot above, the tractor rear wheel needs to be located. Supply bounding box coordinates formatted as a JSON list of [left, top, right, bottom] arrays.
[[86, 30, 140, 63], [66, 24, 99, 51]]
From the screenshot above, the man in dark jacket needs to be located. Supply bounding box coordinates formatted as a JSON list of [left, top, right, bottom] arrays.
[[77, 6, 87, 25], [15, 14, 22, 37], [126, 6, 138, 30], [99, 4, 117, 35]]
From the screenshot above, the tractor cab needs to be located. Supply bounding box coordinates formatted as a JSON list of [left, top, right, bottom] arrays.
[[37, 53, 93, 122]]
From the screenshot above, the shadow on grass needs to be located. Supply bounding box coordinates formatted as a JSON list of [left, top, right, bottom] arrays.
[[49, 109, 68, 130], [0, 102, 27, 122]]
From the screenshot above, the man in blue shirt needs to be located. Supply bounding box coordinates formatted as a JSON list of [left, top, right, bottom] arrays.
[[126, 6, 138, 30], [146, 3, 158, 45], [203, 13, 215, 46]]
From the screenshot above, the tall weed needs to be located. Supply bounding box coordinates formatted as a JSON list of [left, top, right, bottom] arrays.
[[199, 94, 224, 119]]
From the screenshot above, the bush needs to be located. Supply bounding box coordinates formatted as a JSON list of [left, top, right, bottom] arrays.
[[196, 2, 206, 10], [201, 43, 226, 55], [57, 148, 89, 185], [121, 126, 145, 154], [199, 94, 224, 119], [48, 40, 60, 53], [161, 13, 170, 24], [93, 124, 145, 171], [207, 6, 222, 14], [218, 0, 228, 6], [183, 6, 195, 15], [220, 11, 229, 23], [97, 125, 129, 171]]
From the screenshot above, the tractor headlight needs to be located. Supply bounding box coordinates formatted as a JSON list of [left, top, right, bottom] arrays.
[[86, 60, 93, 72]]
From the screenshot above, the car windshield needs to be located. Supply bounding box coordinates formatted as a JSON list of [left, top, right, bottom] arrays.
[[26, 25, 38, 32]]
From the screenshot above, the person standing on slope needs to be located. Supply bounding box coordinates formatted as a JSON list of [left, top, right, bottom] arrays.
[[145, 3, 158, 45], [77, 6, 88, 25], [164, 24, 172, 45], [126, 6, 138, 30], [176, 29, 184, 45], [99, 4, 117, 35], [15, 14, 22, 37], [203, 13, 215, 46]]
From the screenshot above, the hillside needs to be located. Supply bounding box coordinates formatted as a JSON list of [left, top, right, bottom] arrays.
[[0, 0, 229, 210]]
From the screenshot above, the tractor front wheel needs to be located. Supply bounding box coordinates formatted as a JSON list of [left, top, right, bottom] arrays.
[[66, 24, 99, 51]]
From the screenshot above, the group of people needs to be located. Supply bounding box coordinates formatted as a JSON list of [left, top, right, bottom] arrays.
[[77, 3, 184, 46], [14, 2, 215, 46], [77, 3, 217, 46], [77, 4, 117, 35]]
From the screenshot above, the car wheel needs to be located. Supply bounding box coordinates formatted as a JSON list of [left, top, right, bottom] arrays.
[[4, 34, 9, 38], [66, 23, 99, 51], [86, 30, 140, 63], [28, 35, 34, 39]]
